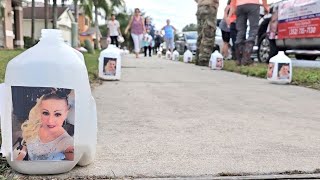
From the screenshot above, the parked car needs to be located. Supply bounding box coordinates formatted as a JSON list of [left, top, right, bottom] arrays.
[[256, 0, 320, 62], [175, 30, 222, 55], [175, 31, 197, 55]]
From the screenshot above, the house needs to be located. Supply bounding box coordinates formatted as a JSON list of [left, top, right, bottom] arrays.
[[68, 5, 102, 48], [0, 0, 24, 49], [23, 6, 75, 44]]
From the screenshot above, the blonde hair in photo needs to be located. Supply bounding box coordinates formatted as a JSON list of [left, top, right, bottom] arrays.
[[21, 96, 44, 144]]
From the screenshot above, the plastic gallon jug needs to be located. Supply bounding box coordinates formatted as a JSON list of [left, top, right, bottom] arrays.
[[166, 50, 171, 60], [99, 44, 121, 80], [0, 29, 97, 175], [209, 50, 224, 70], [183, 50, 193, 63], [172, 50, 180, 61], [157, 49, 162, 58], [267, 51, 292, 84]]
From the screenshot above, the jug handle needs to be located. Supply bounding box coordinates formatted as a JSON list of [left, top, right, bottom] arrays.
[[0, 83, 5, 156]]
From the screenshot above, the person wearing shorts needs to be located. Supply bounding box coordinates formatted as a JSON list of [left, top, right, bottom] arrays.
[[161, 19, 177, 54], [219, 1, 232, 59], [219, 20, 230, 59], [125, 8, 146, 58]]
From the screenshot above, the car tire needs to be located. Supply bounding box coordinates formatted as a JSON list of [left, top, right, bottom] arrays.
[[295, 54, 318, 60], [257, 33, 278, 63]]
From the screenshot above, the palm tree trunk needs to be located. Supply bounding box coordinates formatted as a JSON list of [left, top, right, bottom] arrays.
[[74, 0, 78, 22], [94, 4, 99, 49], [195, 0, 219, 66], [44, 0, 48, 28], [52, 0, 57, 29], [0, 0, 6, 48], [31, 0, 35, 42]]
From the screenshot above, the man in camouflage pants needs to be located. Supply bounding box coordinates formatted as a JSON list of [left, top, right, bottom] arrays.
[[195, 0, 219, 66]]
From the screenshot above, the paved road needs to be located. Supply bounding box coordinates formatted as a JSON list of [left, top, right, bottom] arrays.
[[26, 55, 320, 179]]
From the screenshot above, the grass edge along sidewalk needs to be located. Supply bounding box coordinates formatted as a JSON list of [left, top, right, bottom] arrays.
[[178, 56, 320, 91], [222, 60, 320, 90]]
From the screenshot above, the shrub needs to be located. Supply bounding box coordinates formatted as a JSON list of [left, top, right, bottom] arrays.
[[23, 36, 39, 49]]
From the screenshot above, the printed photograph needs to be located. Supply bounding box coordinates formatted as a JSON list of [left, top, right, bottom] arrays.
[[267, 62, 275, 78], [103, 57, 117, 76], [278, 63, 290, 79], [216, 58, 223, 69], [11, 86, 75, 161]]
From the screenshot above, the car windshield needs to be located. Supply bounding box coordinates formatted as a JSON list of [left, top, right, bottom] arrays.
[[185, 33, 198, 40]]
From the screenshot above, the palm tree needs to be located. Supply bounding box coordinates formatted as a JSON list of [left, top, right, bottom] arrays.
[[92, 0, 124, 49], [52, 0, 57, 29], [0, 0, 4, 17], [44, 0, 49, 28], [61, 0, 66, 6], [92, 0, 108, 49], [0, 0, 5, 48], [31, 0, 35, 42], [195, 0, 219, 66], [73, 0, 79, 22]]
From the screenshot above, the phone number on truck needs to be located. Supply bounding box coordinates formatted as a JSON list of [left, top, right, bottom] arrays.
[[289, 26, 317, 35]]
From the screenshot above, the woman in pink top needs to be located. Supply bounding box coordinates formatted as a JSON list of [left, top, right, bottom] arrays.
[[125, 8, 146, 58], [229, 0, 269, 66]]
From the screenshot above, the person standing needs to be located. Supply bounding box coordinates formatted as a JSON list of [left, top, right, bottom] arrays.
[[107, 14, 121, 47], [161, 19, 177, 54], [219, 1, 231, 59], [226, 0, 237, 61], [125, 8, 146, 58], [194, 0, 219, 66], [154, 31, 162, 54], [145, 17, 156, 54], [142, 30, 153, 57], [229, 0, 269, 65]]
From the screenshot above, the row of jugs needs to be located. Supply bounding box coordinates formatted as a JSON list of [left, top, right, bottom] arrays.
[[163, 50, 194, 63], [209, 49, 292, 84]]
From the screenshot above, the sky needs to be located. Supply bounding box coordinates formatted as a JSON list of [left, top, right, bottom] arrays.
[[124, 0, 281, 32], [28, 0, 281, 31]]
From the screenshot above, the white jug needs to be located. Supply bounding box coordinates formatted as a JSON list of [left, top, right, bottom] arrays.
[[99, 44, 121, 80], [267, 51, 292, 84], [165, 50, 171, 60], [172, 50, 180, 61], [183, 50, 193, 63], [0, 29, 97, 174], [209, 50, 224, 70], [157, 49, 162, 58]]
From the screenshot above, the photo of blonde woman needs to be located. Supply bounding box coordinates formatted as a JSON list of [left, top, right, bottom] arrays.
[[12, 87, 74, 161], [278, 63, 290, 79], [103, 58, 117, 76], [267, 62, 275, 78]]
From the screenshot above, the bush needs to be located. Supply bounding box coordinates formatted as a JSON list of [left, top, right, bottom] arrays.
[[84, 39, 94, 54], [23, 36, 39, 49]]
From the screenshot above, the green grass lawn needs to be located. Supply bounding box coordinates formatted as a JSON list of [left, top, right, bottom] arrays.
[[0, 50, 100, 84], [0, 50, 24, 83], [223, 60, 320, 90]]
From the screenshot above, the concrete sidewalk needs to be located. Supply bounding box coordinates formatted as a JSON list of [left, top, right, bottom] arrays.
[[32, 55, 320, 179]]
